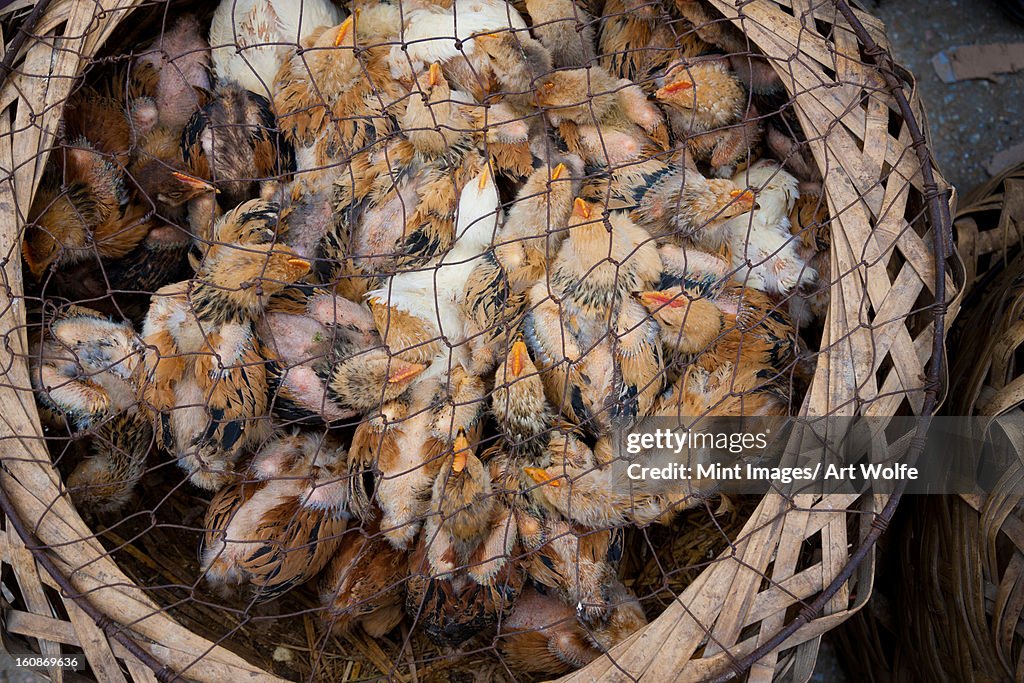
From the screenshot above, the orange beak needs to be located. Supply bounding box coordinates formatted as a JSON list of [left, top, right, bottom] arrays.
[[551, 163, 567, 181], [636, 290, 686, 310], [477, 166, 490, 190], [572, 198, 591, 219], [172, 171, 218, 194], [509, 340, 527, 377], [452, 430, 471, 473], [729, 189, 756, 210], [334, 15, 354, 47], [428, 63, 442, 87], [287, 257, 311, 275], [387, 362, 425, 384], [656, 80, 693, 98], [524, 467, 560, 487]]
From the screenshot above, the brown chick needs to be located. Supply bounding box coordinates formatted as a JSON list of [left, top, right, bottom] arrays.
[[140, 200, 311, 490], [62, 87, 134, 165], [492, 339, 556, 456], [181, 84, 293, 239], [654, 57, 762, 176], [498, 578, 647, 673], [499, 584, 602, 674], [23, 141, 153, 282], [320, 520, 407, 638], [524, 0, 598, 68], [633, 165, 754, 247], [406, 431, 523, 646], [472, 30, 554, 98], [522, 519, 619, 623], [129, 125, 218, 225], [202, 431, 349, 601], [788, 188, 831, 326], [31, 306, 151, 515], [598, 0, 681, 85], [133, 14, 211, 129]]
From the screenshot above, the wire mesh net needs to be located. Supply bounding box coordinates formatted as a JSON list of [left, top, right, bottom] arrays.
[[0, 0, 951, 680]]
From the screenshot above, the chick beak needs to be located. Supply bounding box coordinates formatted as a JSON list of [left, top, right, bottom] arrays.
[[334, 16, 354, 47], [636, 290, 686, 310], [551, 163, 567, 181], [172, 171, 218, 195], [387, 362, 425, 384], [287, 257, 312, 276], [524, 467, 560, 487], [428, 63, 442, 87], [572, 197, 591, 220], [730, 189, 756, 210], [477, 166, 490, 190], [452, 431, 471, 473], [656, 80, 693, 99], [510, 340, 527, 377]]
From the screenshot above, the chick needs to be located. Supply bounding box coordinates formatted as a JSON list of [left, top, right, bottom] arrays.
[[524, 0, 597, 68], [23, 142, 153, 282], [536, 65, 669, 170], [722, 160, 817, 297], [181, 85, 294, 239], [61, 88, 135, 165], [491, 339, 555, 455], [209, 0, 343, 97], [636, 279, 796, 372], [499, 579, 650, 674], [133, 15, 211, 130], [654, 57, 762, 176], [498, 584, 602, 674], [320, 520, 407, 638], [389, 0, 528, 100], [788, 187, 831, 325], [496, 157, 583, 289], [472, 29, 553, 99], [635, 282, 794, 416], [346, 365, 449, 549], [201, 431, 349, 601], [140, 200, 311, 490], [525, 435, 689, 527], [366, 167, 500, 370], [599, 0, 709, 89], [259, 287, 418, 425], [31, 306, 150, 514], [633, 165, 754, 246], [406, 431, 523, 646], [672, 0, 784, 97], [523, 519, 619, 622], [274, 16, 405, 268]]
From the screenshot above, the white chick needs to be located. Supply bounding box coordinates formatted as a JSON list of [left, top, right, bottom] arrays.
[[389, 0, 527, 87], [366, 167, 500, 370], [723, 160, 817, 296], [210, 0, 344, 96]]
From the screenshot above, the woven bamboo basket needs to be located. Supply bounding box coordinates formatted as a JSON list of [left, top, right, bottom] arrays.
[[0, 0, 956, 681]]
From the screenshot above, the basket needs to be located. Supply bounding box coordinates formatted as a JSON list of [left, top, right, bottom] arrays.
[[0, 0, 955, 681]]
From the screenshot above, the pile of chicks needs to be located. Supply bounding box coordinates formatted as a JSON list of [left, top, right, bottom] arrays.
[[26, 0, 830, 674]]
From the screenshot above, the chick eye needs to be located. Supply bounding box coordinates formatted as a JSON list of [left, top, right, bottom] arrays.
[[544, 82, 554, 90]]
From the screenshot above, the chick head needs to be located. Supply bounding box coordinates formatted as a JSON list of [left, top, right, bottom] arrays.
[[684, 177, 755, 229], [193, 199, 311, 319], [655, 59, 745, 129], [535, 67, 619, 125], [635, 287, 723, 355], [329, 348, 425, 412], [436, 430, 493, 528]]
